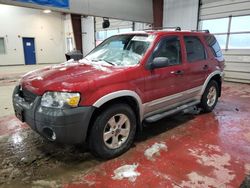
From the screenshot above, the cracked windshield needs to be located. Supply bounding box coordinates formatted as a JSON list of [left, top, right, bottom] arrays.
[[85, 34, 155, 66]]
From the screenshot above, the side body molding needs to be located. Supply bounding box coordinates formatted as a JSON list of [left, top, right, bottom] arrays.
[[93, 90, 144, 121], [92, 71, 223, 123]]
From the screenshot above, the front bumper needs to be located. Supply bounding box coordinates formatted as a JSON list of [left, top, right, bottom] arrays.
[[12, 86, 95, 144]]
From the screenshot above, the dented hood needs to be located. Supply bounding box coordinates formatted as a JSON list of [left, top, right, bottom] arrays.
[[20, 60, 125, 95]]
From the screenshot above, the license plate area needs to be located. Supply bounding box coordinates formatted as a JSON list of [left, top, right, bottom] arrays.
[[15, 105, 24, 122]]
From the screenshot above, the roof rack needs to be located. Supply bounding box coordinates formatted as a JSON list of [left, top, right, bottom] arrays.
[[191, 29, 210, 33], [144, 26, 182, 31]]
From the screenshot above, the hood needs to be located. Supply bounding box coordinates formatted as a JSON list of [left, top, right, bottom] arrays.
[[20, 60, 126, 95]]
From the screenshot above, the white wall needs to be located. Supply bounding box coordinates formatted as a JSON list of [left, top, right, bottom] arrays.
[[0, 4, 66, 65], [81, 16, 95, 56], [163, 0, 199, 30]]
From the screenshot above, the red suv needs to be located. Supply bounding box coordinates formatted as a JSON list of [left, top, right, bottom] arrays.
[[13, 29, 224, 159]]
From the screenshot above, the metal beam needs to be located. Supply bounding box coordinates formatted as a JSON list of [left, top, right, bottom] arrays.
[[0, 0, 153, 23]]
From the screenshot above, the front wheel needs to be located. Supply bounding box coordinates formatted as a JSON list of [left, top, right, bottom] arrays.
[[88, 103, 136, 159], [200, 80, 219, 113]]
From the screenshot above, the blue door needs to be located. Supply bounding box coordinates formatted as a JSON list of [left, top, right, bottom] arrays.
[[22, 38, 36, 65]]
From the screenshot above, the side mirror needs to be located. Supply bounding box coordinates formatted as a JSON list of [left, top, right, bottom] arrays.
[[150, 57, 170, 69]]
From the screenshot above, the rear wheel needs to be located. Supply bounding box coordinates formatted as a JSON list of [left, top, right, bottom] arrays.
[[88, 103, 136, 159], [200, 80, 219, 113]]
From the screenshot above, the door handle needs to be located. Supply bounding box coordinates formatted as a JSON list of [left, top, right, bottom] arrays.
[[171, 70, 184, 75], [203, 64, 209, 70]]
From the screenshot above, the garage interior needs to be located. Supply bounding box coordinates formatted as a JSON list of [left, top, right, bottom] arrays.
[[0, 0, 250, 187]]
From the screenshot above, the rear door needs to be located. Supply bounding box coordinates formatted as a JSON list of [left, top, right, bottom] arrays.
[[183, 35, 209, 89]]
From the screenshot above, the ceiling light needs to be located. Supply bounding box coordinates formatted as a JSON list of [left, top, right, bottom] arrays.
[[43, 9, 52, 14]]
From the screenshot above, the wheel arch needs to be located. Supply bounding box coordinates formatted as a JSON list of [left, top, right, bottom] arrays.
[[210, 74, 222, 97], [201, 71, 223, 97], [86, 91, 143, 142]]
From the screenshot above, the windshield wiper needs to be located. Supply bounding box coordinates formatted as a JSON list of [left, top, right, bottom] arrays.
[[92, 59, 116, 66]]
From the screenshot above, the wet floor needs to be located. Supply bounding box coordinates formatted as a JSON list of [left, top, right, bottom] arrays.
[[0, 82, 250, 188]]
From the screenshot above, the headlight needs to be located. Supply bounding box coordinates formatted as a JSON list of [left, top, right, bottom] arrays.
[[41, 92, 80, 108]]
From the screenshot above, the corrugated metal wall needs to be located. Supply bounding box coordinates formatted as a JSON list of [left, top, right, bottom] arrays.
[[200, 0, 250, 83], [200, 0, 250, 20], [222, 50, 250, 83]]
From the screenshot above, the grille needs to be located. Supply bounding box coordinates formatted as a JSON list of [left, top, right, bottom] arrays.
[[19, 88, 37, 103]]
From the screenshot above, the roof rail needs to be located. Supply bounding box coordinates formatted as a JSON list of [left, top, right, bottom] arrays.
[[191, 29, 210, 33], [144, 26, 181, 31]]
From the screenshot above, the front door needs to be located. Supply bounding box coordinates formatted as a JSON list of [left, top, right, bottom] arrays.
[[143, 35, 188, 116], [22, 37, 36, 65]]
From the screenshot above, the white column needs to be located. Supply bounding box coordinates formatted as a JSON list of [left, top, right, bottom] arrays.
[[64, 14, 76, 53], [81, 16, 95, 56]]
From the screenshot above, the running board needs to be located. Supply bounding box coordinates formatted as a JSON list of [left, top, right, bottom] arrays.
[[144, 101, 200, 123]]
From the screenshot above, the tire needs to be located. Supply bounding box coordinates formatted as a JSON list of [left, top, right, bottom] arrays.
[[88, 103, 136, 159], [200, 80, 219, 113]]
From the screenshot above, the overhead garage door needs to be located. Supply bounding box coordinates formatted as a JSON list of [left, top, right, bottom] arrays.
[[199, 0, 250, 83], [95, 17, 133, 45]]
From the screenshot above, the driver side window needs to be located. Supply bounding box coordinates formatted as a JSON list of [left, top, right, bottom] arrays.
[[153, 36, 182, 66]]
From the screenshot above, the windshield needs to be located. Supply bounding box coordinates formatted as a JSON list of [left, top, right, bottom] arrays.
[[85, 34, 154, 66]]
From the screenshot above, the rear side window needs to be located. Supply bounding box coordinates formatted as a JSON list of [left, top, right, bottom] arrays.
[[204, 35, 223, 58], [184, 36, 206, 62]]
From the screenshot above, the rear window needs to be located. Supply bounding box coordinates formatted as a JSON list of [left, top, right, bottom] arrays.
[[184, 36, 206, 62], [204, 35, 223, 58]]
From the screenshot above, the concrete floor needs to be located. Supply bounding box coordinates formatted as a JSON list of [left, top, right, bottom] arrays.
[[0, 68, 250, 187]]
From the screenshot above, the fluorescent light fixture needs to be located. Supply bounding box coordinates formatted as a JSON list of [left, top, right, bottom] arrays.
[[43, 9, 52, 14]]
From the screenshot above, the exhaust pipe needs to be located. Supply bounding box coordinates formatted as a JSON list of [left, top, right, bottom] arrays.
[[43, 127, 56, 141]]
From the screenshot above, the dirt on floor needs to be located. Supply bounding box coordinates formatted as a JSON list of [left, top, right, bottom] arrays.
[[0, 115, 196, 188], [0, 110, 198, 187], [0, 128, 100, 188]]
